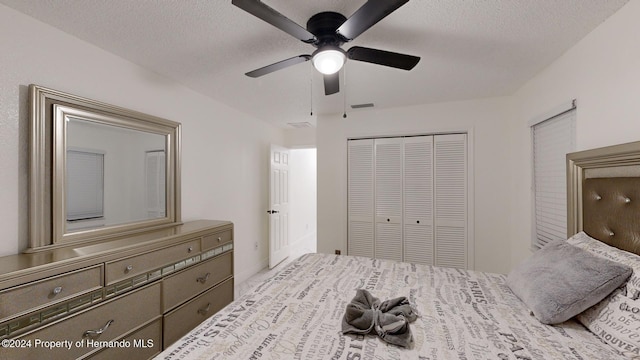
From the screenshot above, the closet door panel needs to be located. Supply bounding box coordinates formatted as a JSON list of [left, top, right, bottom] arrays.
[[434, 134, 467, 269], [375, 223, 402, 261], [375, 139, 403, 220], [434, 226, 466, 268], [404, 224, 433, 264], [404, 136, 434, 265], [375, 138, 403, 261], [349, 222, 374, 258], [348, 139, 375, 258]]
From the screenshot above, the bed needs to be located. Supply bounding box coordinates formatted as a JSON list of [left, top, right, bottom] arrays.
[[157, 141, 640, 360]]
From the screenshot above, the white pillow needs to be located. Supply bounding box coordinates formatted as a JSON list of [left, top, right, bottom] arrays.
[[567, 232, 640, 358]]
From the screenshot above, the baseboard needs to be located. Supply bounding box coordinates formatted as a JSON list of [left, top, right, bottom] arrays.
[[290, 232, 317, 255], [235, 255, 268, 286], [235, 232, 316, 286]]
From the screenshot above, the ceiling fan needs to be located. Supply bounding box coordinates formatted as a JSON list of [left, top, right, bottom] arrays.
[[232, 0, 421, 95]]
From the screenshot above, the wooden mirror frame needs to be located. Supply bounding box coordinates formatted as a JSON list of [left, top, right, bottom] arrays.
[[28, 85, 182, 252]]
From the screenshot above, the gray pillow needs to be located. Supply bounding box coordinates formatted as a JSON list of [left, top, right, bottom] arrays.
[[506, 239, 632, 324]]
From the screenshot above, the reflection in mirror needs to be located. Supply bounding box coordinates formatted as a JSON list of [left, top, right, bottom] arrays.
[[28, 84, 181, 251], [65, 118, 166, 232]]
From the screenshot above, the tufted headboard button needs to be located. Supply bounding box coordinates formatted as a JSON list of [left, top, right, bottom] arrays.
[[582, 178, 640, 255]]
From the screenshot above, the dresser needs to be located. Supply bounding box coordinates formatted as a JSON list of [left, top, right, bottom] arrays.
[[0, 220, 233, 360]]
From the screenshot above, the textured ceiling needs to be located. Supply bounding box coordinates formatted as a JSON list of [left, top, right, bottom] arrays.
[[0, 0, 630, 128]]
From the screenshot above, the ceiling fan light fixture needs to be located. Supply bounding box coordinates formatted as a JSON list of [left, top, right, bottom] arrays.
[[312, 47, 346, 75]]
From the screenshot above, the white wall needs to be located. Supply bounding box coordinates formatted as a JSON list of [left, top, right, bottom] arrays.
[[289, 149, 317, 255], [508, 0, 640, 268], [284, 127, 316, 148], [317, 98, 514, 274], [0, 4, 283, 284]]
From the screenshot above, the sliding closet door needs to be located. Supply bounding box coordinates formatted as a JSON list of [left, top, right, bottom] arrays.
[[434, 134, 467, 269], [403, 136, 434, 265], [375, 138, 404, 261], [348, 139, 375, 258]]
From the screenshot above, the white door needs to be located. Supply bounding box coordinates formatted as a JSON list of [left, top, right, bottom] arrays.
[[434, 134, 467, 269], [269, 145, 290, 269], [374, 138, 404, 262], [348, 139, 375, 258], [403, 136, 434, 265]]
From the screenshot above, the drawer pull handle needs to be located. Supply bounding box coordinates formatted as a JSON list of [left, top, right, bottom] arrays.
[[188, 246, 194, 253], [52, 286, 63, 296], [197, 273, 211, 284], [217, 237, 222, 242], [125, 265, 133, 272], [198, 303, 211, 316], [83, 319, 114, 338]]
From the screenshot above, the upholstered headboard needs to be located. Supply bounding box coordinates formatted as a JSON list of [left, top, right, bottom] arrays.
[[582, 177, 640, 255], [567, 141, 640, 256]]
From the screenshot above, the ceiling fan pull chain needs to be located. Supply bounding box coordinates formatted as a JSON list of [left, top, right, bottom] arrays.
[[343, 64, 348, 118], [310, 68, 314, 116]]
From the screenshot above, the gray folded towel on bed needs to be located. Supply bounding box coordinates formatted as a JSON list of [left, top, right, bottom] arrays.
[[342, 289, 418, 348]]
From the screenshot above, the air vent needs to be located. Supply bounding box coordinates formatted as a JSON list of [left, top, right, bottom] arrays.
[[287, 122, 313, 128], [351, 103, 374, 109]]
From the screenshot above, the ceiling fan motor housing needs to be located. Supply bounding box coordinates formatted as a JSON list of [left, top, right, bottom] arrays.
[[306, 11, 348, 48]]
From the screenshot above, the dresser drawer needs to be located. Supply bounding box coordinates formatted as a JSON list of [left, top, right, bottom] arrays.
[[88, 319, 162, 360], [106, 240, 200, 285], [201, 229, 232, 250], [4, 282, 161, 360], [0, 265, 103, 322], [162, 251, 233, 312], [163, 277, 233, 347]]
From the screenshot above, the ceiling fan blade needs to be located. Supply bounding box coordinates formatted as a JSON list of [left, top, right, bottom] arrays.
[[336, 0, 409, 41], [324, 73, 340, 95], [232, 0, 317, 43], [245, 55, 311, 78], [347, 46, 420, 70]]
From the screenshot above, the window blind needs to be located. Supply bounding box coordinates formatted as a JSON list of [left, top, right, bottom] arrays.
[[531, 106, 576, 249], [66, 149, 104, 221]]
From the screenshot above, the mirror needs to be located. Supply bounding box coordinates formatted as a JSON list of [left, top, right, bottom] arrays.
[[28, 85, 181, 251], [63, 115, 167, 231]]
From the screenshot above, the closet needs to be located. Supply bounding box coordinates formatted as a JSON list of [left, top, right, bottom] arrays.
[[347, 134, 468, 268]]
